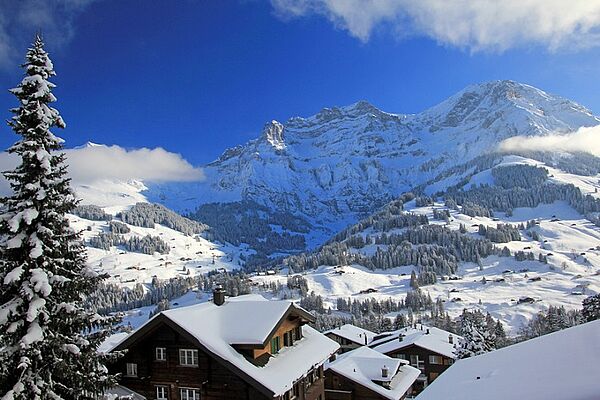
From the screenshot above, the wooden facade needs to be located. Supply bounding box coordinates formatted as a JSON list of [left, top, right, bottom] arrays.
[[324, 333, 367, 354], [324, 369, 412, 400], [111, 308, 326, 400], [382, 344, 453, 394]]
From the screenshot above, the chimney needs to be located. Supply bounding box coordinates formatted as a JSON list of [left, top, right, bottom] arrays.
[[426, 329, 430, 335], [329, 353, 337, 362], [449, 334, 454, 344], [213, 285, 225, 306], [364, 333, 368, 346], [381, 365, 389, 378]]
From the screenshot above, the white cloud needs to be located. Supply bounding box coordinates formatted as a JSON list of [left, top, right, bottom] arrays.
[[271, 0, 600, 52], [0, 0, 97, 70], [0, 144, 204, 195], [499, 125, 600, 155]]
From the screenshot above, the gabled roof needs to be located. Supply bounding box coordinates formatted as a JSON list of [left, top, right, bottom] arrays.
[[104, 384, 146, 400], [417, 320, 600, 400], [326, 346, 420, 400], [325, 324, 377, 345], [113, 294, 339, 397], [371, 325, 460, 359]]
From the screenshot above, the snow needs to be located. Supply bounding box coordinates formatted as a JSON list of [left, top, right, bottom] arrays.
[[68, 205, 249, 287], [98, 332, 130, 354], [21, 321, 43, 346], [326, 346, 420, 400], [30, 269, 51, 296], [371, 325, 460, 359], [250, 195, 600, 334], [417, 319, 600, 400], [119, 294, 339, 396], [324, 324, 376, 345]]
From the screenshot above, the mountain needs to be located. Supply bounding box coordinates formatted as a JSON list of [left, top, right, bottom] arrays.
[[145, 80, 599, 240]]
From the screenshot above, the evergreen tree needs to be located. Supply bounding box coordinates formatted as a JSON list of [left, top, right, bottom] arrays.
[[454, 310, 496, 359], [582, 294, 600, 322], [0, 35, 121, 399]]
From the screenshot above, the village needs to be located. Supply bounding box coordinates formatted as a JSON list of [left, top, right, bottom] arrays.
[[102, 287, 600, 400]]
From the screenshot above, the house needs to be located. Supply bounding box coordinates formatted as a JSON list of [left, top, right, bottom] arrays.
[[107, 289, 340, 400], [370, 325, 460, 394], [417, 319, 600, 400], [324, 346, 420, 400], [324, 324, 377, 353]]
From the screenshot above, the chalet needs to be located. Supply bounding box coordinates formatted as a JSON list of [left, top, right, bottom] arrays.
[[417, 319, 600, 400], [324, 324, 376, 353], [106, 289, 339, 400], [324, 347, 420, 400], [370, 324, 460, 394]]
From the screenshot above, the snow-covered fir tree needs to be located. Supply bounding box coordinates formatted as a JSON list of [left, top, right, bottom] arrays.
[[582, 294, 600, 322], [0, 35, 121, 399], [454, 310, 496, 359]]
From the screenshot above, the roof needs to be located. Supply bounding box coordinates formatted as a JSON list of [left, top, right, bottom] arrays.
[[325, 324, 377, 345], [417, 320, 600, 400], [371, 325, 460, 359], [98, 331, 129, 354], [104, 384, 146, 400], [113, 294, 340, 397], [326, 346, 420, 400]]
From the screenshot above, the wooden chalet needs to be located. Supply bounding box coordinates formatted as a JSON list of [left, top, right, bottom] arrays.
[[106, 289, 339, 400], [324, 325, 376, 353], [324, 346, 420, 400], [370, 324, 460, 394]]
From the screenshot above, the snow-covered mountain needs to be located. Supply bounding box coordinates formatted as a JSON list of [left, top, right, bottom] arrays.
[[145, 80, 599, 236]]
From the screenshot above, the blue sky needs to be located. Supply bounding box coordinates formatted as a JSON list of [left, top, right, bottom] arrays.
[[1, 0, 600, 166]]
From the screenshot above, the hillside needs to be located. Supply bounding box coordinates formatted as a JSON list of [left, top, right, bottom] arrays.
[[252, 157, 600, 332]]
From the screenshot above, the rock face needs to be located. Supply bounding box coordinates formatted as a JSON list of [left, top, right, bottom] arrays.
[[145, 80, 599, 233]]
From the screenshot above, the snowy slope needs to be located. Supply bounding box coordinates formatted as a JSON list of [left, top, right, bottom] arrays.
[[145, 80, 599, 235], [251, 159, 600, 333], [68, 181, 246, 287]]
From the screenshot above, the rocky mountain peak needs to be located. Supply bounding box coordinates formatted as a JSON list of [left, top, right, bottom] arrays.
[[262, 120, 285, 150]]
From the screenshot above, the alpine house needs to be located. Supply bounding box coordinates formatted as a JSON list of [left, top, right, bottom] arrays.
[[324, 346, 420, 400], [370, 324, 461, 394], [106, 289, 340, 400]]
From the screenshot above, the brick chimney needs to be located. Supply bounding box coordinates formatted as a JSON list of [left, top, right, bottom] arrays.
[[449, 334, 454, 344], [213, 285, 225, 306]]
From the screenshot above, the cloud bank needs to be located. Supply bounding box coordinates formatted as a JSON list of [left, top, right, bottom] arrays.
[[499, 125, 600, 156], [0, 144, 203, 195], [0, 0, 97, 70], [271, 0, 600, 52]]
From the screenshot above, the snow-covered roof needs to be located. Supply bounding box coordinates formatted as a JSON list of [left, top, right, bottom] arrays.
[[417, 320, 600, 400], [114, 294, 339, 397], [326, 346, 420, 400], [98, 331, 129, 354], [371, 325, 460, 359], [104, 384, 146, 400], [325, 324, 377, 345]]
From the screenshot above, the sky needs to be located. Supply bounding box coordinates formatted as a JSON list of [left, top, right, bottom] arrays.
[[1, 0, 600, 175]]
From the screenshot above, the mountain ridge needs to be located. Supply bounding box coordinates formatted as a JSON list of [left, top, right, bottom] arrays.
[[145, 80, 599, 232]]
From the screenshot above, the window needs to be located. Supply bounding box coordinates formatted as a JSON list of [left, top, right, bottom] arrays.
[[428, 355, 443, 365], [284, 331, 293, 347], [179, 388, 200, 400], [291, 326, 302, 342], [270, 336, 281, 354], [155, 386, 168, 399], [410, 355, 424, 370], [392, 353, 406, 360], [125, 363, 137, 377], [179, 349, 198, 366], [156, 347, 167, 361]]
